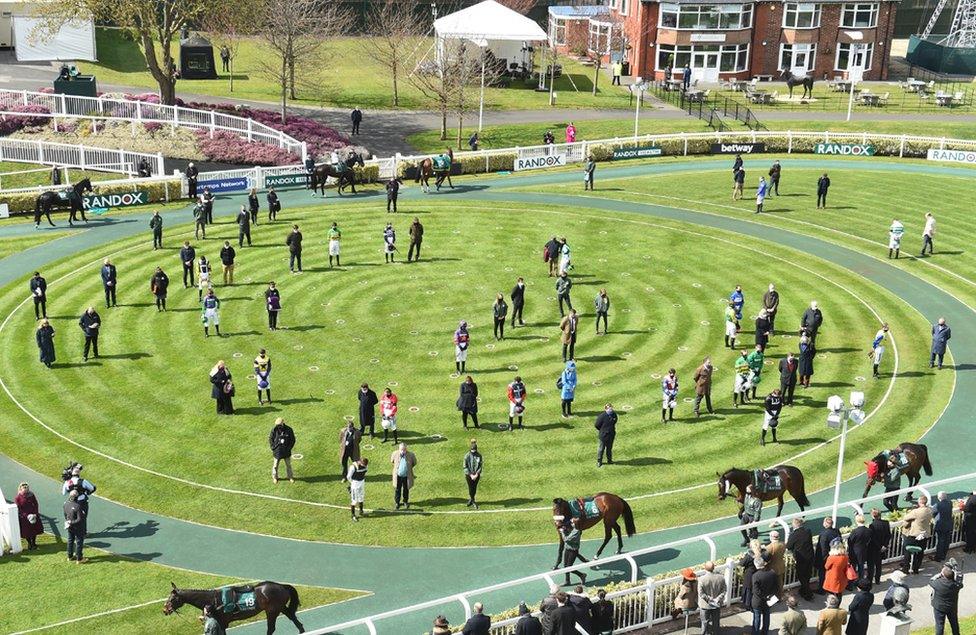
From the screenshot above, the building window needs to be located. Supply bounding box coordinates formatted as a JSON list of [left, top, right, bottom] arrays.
[[835, 42, 874, 71], [549, 18, 567, 46], [841, 3, 878, 27], [621, 0, 629, 16], [783, 3, 821, 28], [657, 43, 749, 72], [779, 43, 817, 72], [659, 3, 752, 30], [589, 21, 615, 56]]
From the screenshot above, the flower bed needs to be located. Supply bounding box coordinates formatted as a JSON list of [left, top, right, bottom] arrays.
[[9, 121, 203, 161], [0, 104, 53, 135]]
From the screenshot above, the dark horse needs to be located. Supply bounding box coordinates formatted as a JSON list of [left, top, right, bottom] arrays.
[[552, 493, 636, 566], [34, 177, 93, 227], [415, 148, 454, 193], [164, 581, 304, 634], [863, 442, 932, 501], [310, 153, 364, 197], [778, 69, 815, 100], [718, 466, 811, 517]]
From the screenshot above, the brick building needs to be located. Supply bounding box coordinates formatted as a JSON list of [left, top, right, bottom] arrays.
[[550, 0, 898, 83]]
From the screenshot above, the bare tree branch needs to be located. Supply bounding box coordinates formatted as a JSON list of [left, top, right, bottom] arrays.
[[363, 0, 426, 107]]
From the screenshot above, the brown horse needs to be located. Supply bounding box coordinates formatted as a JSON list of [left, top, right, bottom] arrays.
[[415, 148, 454, 193], [310, 153, 364, 197], [863, 442, 932, 500], [718, 466, 811, 516], [552, 493, 636, 567], [164, 581, 304, 634]]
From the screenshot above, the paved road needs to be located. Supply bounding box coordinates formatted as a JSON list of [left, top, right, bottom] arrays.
[[0, 157, 973, 633]]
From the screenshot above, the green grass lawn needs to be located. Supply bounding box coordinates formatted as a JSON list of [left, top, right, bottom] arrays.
[[0, 162, 118, 191], [407, 118, 976, 153], [913, 614, 976, 634], [0, 191, 950, 546], [85, 28, 632, 111], [0, 533, 359, 633]]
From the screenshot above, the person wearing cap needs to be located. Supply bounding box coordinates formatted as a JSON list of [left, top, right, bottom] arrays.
[[787, 517, 815, 600], [454, 320, 470, 374], [63, 489, 87, 563], [867, 508, 892, 584], [780, 595, 807, 635], [697, 561, 725, 634], [846, 579, 873, 635], [347, 456, 368, 522], [559, 518, 588, 587], [751, 556, 778, 635], [513, 601, 542, 635], [591, 589, 614, 635], [269, 417, 295, 484], [671, 567, 698, 619], [254, 349, 272, 405], [930, 563, 964, 635], [739, 485, 763, 546], [461, 602, 490, 635], [883, 569, 909, 610], [816, 594, 848, 635], [463, 440, 483, 509], [431, 615, 451, 635], [900, 495, 933, 574], [816, 517, 842, 594]]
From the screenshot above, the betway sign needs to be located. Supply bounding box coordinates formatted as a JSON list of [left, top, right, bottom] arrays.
[[710, 142, 765, 154], [514, 153, 567, 172], [927, 148, 976, 164], [814, 143, 875, 156], [83, 191, 148, 210]]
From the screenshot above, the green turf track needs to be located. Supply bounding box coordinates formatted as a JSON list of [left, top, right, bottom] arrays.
[[0, 156, 974, 633]]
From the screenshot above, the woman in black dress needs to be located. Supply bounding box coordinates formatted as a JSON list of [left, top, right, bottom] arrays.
[[210, 360, 234, 414], [150, 267, 169, 311], [798, 332, 816, 388], [755, 309, 772, 351], [247, 188, 260, 225], [35, 318, 55, 368], [457, 375, 479, 429], [846, 579, 874, 635]]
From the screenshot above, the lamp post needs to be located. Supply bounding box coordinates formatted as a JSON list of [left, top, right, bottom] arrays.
[[827, 391, 866, 522], [631, 78, 648, 139], [845, 31, 865, 122]]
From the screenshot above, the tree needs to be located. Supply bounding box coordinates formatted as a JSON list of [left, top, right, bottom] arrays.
[[497, 0, 537, 14], [590, 15, 626, 96], [363, 0, 425, 108], [34, 0, 213, 105], [201, 0, 260, 93]]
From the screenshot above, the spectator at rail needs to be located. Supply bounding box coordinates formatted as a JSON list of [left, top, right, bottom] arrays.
[[35, 318, 55, 368], [765, 530, 786, 593], [740, 539, 765, 607], [823, 541, 850, 599], [816, 594, 848, 635], [901, 495, 934, 574], [816, 172, 831, 209], [591, 590, 614, 635], [15, 482, 43, 550], [964, 490, 976, 553], [432, 615, 451, 635], [29, 271, 47, 320], [390, 442, 416, 510], [846, 579, 873, 635], [930, 317, 951, 370], [569, 585, 594, 633], [543, 130, 555, 145], [929, 562, 964, 635], [550, 591, 578, 635], [671, 567, 698, 620], [816, 517, 842, 594], [461, 601, 490, 635], [921, 212, 936, 257], [883, 570, 908, 610], [539, 585, 560, 635], [934, 491, 954, 563], [868, 508, 892, 583], [513, 602, 542, 635], [751, 557, 778, 635], [269, 417, 295, 485], [787, 516, 815, 600], [780, 595, 807, 635], [697, 561, 725, 635], [847, 514, 872, 580]]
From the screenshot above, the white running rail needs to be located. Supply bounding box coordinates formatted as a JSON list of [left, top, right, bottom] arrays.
[[0, 88, 306, 162], [0, 138, 163, 176], [313, 472, 976, 634]]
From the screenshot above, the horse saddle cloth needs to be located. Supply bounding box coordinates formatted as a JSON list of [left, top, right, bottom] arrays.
[[753, 470, 781, 493], [568, 497, 601, 520], [433, 156, 451, 170], [220, 586, 256, 614]]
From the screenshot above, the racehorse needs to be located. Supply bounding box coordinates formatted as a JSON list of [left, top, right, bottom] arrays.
[[862, 442, 932, 501], [164, 581, 304, 634], [310, 153, 364, 197], [718, 466, 811, 517], [551, 493, 635, 567], [778, 70, 815, 100], [33, 177, 93, 227], [415, 148, 454, 193]]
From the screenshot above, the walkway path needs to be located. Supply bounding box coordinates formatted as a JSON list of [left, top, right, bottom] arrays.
[[0, 158, 973, 634]]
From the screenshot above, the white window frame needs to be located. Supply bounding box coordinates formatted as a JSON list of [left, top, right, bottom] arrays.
[[835, 42, 874, 71], [620, 0, 630, 16], [658, 3, 753, 30], [779, 43, 818, 72], [549, 17, 567, 46], [841, 3, 879, 28], [782, 3, 822, 29], [656, 43, 750, 72], [589, 20, 615, 56]]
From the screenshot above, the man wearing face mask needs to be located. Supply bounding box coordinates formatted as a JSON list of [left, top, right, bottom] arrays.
[[463, 440, 483, 508]]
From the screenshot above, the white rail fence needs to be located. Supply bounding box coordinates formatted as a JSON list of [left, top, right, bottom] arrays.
[[0, 138, 163, 177], [313, 472, 976, 634], [0, 88, 306, 162]]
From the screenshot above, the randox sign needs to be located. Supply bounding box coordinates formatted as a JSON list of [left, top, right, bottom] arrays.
[[612, 146, 663, 160], [814, 143, 876, 156], [82, 191, 148, 210], [265, 172, 308, 187], [927, 148, 976, 164], [514, 153, 567, 171], [197, 176, 250, 193], [710, 142, 766, 154]]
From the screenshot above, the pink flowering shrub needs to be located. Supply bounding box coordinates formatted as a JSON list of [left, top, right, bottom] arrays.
[[195, 130, 299, 166], [0, 104, 52, 135]]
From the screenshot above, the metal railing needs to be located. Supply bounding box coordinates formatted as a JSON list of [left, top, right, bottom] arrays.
[[0, 89, 306, 162], [0, 138, 163, 177], [650, 81, 731, 131], [313, 472, 976, 634]]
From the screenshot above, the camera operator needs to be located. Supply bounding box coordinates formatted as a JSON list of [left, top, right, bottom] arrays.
[[61, 462, 96, 514], [930, 558, 965, 635]]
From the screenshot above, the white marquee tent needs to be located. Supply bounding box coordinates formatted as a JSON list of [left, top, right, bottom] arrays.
[[13, 16, 97, 62]]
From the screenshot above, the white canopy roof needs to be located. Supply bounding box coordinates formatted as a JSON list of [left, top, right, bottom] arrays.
[[12, 15, 97, 62], [434, 0, 547, 46]]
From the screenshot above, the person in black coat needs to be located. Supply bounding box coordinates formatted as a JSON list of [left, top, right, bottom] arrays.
[[358, 383, 378, 437], [755, 310, 771, 351], [35, 318, 56, 368], [237, 205, 252, 247], [78, 306, 100, 361], [150, 267, 169, 311], [149, 211, 163, 250], [286, 225, 303, 272], [513, 602, 542, 635], [934, 491, 955, 562], [751, 558, 778, 635], [385, 177, 400, 213], [868, 508, 892, 583], [100, 259, 118, 308], [210, 360, 234, 415], [269, 416, 295, 484], [787, 516, 816, 600], [817, 173, 831, 209], [590, 589, 613, 634], [930, 563, 964, 634], [202, 188, 215, 224], [568, 588, 593, 634], [180, 241, 196, 288], [549, 593, 578, 635], [816, 517, 842, 594], [778, 352, 798, 406], [265, 281, 281, 330], [801, 301, 824, 344], [457, 375, 479, 428], [510, 277, 526, 326], [247, 188, 259, 225], [846, 579, 873, 635], [63, 490, 87, 562], [963, 490, 976, 553], [29, 272, 47, 320], [351, 107, 363, 135], [186, 162, 199, 198], [847, 515, 872, 580], [461, 602, 490, 635], [267, 187, 280, 221], [595, 404, 617, 467]]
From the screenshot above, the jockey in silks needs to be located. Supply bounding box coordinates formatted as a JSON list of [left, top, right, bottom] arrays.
[[869, 323, 889, 379], [732, 350, 751, 407], [888, 220, 904, 259], [746, 345, 764, 399], [724, 301, 740, 348]]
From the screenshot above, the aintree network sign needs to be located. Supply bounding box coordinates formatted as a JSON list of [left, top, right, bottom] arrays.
[[83, 191, 148, 209], [927, 148, 976, 164]]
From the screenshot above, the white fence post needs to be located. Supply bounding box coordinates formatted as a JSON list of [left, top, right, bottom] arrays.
[[21, 89, 28, 106], [37, 142, 44, 165], [900, 135, 906, 158], [787, 130, 793, 154], [78, 144, 86, 170], [60, 93, 67, 115], [644, 580, 656, 626], [247, 119, 253, 142], [210, 111, 215, 139]]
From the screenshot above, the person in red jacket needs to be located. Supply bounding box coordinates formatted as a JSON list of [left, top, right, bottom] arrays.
[[15, 482, 43, 550], [380, 388, 399, 444], [507, 376, 526, 430]]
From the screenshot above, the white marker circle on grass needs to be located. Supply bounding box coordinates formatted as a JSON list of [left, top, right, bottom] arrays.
[[444, 307, 455, 312], [370, 358, 380, 364], [781, 334, 792, 339], [409, 330, 419, 335], [622, 352, 633, 358], [599, 230, 607, 235], [764, 360, 773, 365], [336, 319, 345, 325], [683, 397, 695, 403], [426, 290, 436, 295], [700, 320, 710, 326], [622, 308, 631, 313], [232, 352, 243, 358], [678, 345, 689, 351], [621, 272, 631, 277], [546, 296, 555, 301], [535, 388, 545, 394], [818, 353, 828, 359], [352, 337, 362, 343], [622, 404, 634, 411], [673, 303, 682, 308], [292, 453, 304, 460], [373, 296, 382, 301], [363, 445, 375, 452], [430, 434, 443, 440], [651, 373, 662, 379], [246, 374, 255, 380], [344, 415, 354, 422], [309, 366, 319, 372], [325, 389, 335, 395], [646, 287, 655, 292], [692, 283, 702, 288], [485, 344, 495, 350], [390, 312, 400, 318], [294, 345, 303, 350], [429, 351, 438, 356], [457, 271, 466, 276], [409, 406, 420, 412], [508, 364, 519, 370], [598, 258, 607, 263], [855, 376, 866, 382], [388, 381, 399, 387], [450, 372, 459, 379]]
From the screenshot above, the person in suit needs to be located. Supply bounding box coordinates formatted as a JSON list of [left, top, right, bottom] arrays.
[[846, 579, 873, 635], [513, 602, 542, 635], [930, 318, 951, 369], [383, 176, 401, 213], [816, 517, 842, 594], [594, 288, 610, 335], [780, 595, 807, 635], [901, 496, 933, 573], [193, 198, 207, 239], [78, 306, 100, 361], [457, 375, 479, 429], [817, 173, 831, 209], [358, 383, 378, 438], [150, 267, 169, 311], [186, 162, 199, 198], [779, 352, 799, 406], [350, 107, 363, 135], [755, 309, 772, 351], [390, 442, 417, 510], [867, 508, 892, 583], [545, 236, 561, 277], [934, 491, 954, 562], [338, 420, 362, 482], [180, 241, 196, 288], [209, 360, 234, 415], [559, 309, 579, 362], [697, 560, 726, 634], [787, 516, 816, 600], [963, 490, 976, 553], [847, 515, 872, 579], [29, 272, 47, 319], [236, 205, 252, 247], [801, 301, 824, 344], [247, 188, 259, 225], [202, 187, 215, 224], [766, 530, 787, 594], [407, 217, 424, 262], [591, 590, 614, 635], [510, 277, 526, 327], [762, 283, 779, 332], [35, 318, 55, 368], [816, 594, 848, 635], [460, 601, 490, 635], [269, 417, 295, 484], [265, 281, 281, 330], [492, 293, 508, 340], [549, 592, 578, 635], [595, 403, 617, 467], [149, 211, 163, 249], [463, 440, 483, 508], [693, 356, 713, 417], [929, 563, 964, 635], [286, 225, 303, 272], [556, 272, 573, 317], [267, 187, 280, 221], [63, 489, 87, 563], [220, 241, 236, 286], [751, 557, 778, 635], [798, 332, 815, 388]]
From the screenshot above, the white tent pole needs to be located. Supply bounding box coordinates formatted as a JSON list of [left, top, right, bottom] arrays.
[[479, 52, 486, 132]]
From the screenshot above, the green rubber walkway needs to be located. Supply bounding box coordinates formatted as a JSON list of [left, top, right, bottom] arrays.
[[1, 157, 974, 634]]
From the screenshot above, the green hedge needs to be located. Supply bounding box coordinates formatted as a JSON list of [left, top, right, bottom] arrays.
[[5, 179, 183, 214]]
